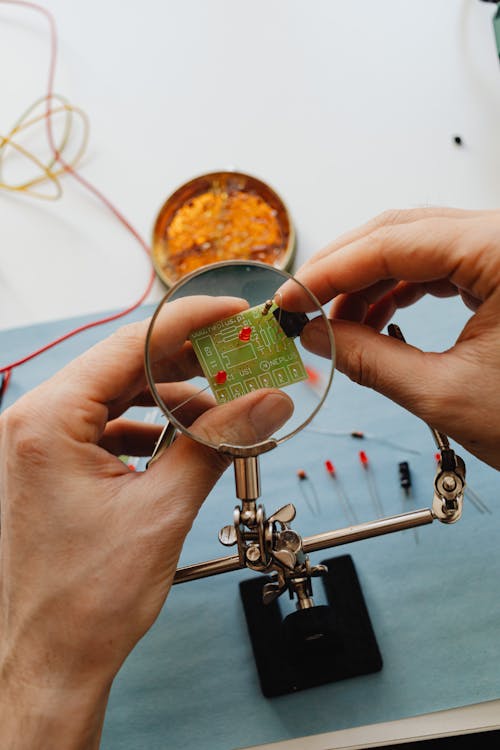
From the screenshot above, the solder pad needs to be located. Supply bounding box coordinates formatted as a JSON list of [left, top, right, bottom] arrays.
[[189, 303, 307, 403]]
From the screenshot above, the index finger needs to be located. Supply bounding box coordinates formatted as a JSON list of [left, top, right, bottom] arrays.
[[43, 296, 248, 437], [300, 206, 487, 271], [279, 216, 500, 311]]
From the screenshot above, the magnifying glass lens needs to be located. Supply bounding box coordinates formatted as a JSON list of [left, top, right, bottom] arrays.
[[145, 262, 335, 454]]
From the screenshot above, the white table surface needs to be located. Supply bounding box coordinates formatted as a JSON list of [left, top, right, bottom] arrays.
[[1, 1, 500, 747]]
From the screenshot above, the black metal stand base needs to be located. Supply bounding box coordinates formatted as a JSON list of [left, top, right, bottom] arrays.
[[239, 554, 383, 697]]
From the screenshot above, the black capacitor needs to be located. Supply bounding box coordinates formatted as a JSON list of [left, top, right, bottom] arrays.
[[272, 308, 309, 338], [398, 461, 412, 496]]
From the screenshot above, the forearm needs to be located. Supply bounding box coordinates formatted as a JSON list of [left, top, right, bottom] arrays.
[[0, 677, 111, 750]]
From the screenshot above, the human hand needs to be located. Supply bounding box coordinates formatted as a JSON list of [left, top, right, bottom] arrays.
[[279, 208, 500, 470], [0, 295, 293, 749]]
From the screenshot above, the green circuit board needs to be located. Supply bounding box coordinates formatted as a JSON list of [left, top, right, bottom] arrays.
[[189, 302, 307, 404]]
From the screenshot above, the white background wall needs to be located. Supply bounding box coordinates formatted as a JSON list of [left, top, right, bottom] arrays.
[[1, 0, 499, 331]]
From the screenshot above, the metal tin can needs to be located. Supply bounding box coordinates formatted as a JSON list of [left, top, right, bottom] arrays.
[[152, 171, 295, 287]]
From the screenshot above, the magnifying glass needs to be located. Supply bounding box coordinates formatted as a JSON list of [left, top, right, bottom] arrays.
[[144, 260, 336, 460]]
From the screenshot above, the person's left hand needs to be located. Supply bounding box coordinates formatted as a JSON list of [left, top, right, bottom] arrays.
[[0, 295, 293, 749]]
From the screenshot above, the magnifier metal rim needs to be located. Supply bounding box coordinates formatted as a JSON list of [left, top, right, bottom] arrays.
[[144, 260, 335, 456]]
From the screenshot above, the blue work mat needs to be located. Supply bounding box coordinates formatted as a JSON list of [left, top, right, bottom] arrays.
[[1, 296, 499, 750]]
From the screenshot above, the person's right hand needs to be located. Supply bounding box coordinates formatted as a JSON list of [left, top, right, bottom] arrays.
[[0, 294, 293, 749], [279, 207, 500, 470]]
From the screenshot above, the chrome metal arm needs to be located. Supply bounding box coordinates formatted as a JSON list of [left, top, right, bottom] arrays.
[[173, 508, 434, 585]]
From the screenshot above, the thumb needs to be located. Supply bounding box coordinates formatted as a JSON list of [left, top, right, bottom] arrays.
[[142, 389, 294, 521], [303, 317, 447, 424], [189, 388, 294, 450]]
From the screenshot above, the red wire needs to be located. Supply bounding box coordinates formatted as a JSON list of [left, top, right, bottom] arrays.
[[0, 369, 12, 404], [0, 0, 156, 376]]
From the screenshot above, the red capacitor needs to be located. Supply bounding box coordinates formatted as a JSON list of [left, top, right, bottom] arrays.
[[305, 365, 321, 384], [238, 326, 252, 341], [297, 469, 307, 480], [359, 450, 369, 467], [215, 370, 227, 384], [434, 452, 441, 464], [325, 460, 335, 476]]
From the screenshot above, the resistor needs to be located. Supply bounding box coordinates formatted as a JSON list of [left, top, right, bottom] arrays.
[[305, 426, 421, 455], [261, 299, 273, 316]]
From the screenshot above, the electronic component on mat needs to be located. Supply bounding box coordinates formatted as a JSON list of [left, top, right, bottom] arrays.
[[398, 460, 419, 544], [305, 426, 421, 455], [189, 301, 307, 404], [325, 459, 359, 526], [297, 468, 321, 515], [399, 461, 412, 497], [359, 450, 385, 519]]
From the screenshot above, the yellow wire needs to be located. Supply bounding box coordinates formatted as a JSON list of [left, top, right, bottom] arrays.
[[0, 93, 89, 200]]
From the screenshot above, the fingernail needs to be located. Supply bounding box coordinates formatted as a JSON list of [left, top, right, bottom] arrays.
[[276, 279, 294, 301], [249, 392, 294, 437], [275, 279, 311, 312]]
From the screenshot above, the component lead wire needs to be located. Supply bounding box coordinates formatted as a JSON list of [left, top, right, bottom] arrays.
[[465, 486, 491, 515], [325, 461, 359, 526], [297, 470, 321, 515], [359, 451, 385, 519], [306, 427, 421, 455]]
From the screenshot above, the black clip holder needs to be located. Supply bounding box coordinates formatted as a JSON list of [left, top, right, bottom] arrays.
[[239, 555, 382, 697]]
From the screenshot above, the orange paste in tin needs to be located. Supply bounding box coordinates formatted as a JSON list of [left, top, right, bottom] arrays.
[[153, 174, 292, 285]]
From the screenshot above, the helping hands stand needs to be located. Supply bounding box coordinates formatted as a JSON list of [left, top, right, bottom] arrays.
[[170, 440, 465, 696], [218, 456, 327, 609], [167, 324, 466, 696]]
